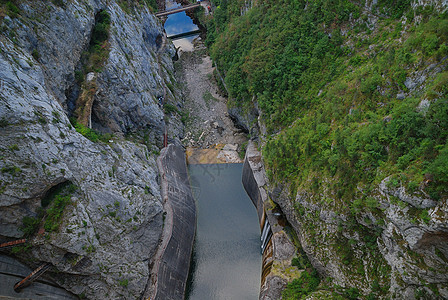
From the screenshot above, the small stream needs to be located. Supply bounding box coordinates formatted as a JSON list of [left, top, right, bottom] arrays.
[[187, 164, 261, 300]]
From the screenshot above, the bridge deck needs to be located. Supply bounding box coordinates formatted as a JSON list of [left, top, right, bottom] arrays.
[[168, 29, 201, 40], [14, 262, 51, 291], [155, 3, 201, 17]]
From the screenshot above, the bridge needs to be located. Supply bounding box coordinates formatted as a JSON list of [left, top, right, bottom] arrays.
[[14, 262, 51, 291], [0, 239, 26, 250], [155, 3, 201, 17], [168, 29, 201, 40]]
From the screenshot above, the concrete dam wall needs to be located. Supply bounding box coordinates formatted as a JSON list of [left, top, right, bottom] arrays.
[[150, 145, 196, 300], [242, 141, 298, 300]]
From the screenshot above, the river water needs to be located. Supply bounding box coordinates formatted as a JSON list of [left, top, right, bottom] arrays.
[[187, 164, 261, 300]]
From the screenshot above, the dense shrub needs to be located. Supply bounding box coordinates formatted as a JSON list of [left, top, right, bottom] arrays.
[[282, 269, 320, 300], [90, 11, 110, 48], [44, 194, 71, 232], [70, 117, 112, 142], [21, 216, 40, 237], [205, 0, 448, 201]]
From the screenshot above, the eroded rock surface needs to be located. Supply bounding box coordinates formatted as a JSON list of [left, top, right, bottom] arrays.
[[0, 1, 180, 298]]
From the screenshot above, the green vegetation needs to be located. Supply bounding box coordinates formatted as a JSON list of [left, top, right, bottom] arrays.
[[0, 0, 20, 19], [21, 183, 77, 237], [238, 141, 247, 159], [83, 10, 111, 73], [51, 0, 65, 7], [31, 49, 40, 61], [41, 181, 76, 207], [70, 117, 112, 143], [44, 193, 72, 232], [1, 165, 21, 176], [21, 215, 40, 237], [206, 0, 448, 203], [8, 144, 19, 151], [282, 269, 320, 299], [204, 0, 447, 296], [0, 118, 8, 127], [164, 103, 179, 115], [344, 287, 360, 299], [203, 91, 218, 108], [119, 278, 129, 287]]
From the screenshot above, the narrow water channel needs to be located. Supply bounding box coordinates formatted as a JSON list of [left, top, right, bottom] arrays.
[[187, 164, 261, 300]]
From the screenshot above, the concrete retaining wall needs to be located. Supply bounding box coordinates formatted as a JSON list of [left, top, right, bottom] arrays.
[[242, 141, 297, 300], [152, 145, 196, 300], [242, 152, 264, 224]]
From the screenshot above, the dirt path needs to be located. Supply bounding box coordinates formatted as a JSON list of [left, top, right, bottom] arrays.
[[175, 40, 247, 163]]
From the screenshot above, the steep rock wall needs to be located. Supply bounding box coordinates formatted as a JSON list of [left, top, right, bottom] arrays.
[[244, 138, 448, 298], [0, 1, 180, 298], [270, 177, 448, 298]]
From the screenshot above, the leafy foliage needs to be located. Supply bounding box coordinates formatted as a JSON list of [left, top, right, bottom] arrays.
[[376, 0, 411, 18], [21, 184, 77, 236], [1, 0, 20, 18], [44, 194, 72, 232], [119, 279, 129, 287], [90, 11, 110, 49], [204, 0, 447, 297], [83, 10, 111, 73], [282, 269, 320, 300], [206, 0, 448, 202], [163, 103, 178, 114], [70, 117, 112, 143], [21, 216, 40, 237]]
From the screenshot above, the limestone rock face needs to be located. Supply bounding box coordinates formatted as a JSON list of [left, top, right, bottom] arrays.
[[269, 173, 448, 298], [244, 130, 448, 298], [0, 0, 179, 298], [94, 2, 168, 133]]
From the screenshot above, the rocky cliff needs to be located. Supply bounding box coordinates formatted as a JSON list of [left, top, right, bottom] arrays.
[[0, 0, 181, 298], [207, 0, 448, 298]]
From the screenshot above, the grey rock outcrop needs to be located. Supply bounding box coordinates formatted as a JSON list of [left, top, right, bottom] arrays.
[[0, 0, 181, 298], [268, 170, 448, 298], [228, 104, 258, 135], [94, 2, 169, 133]]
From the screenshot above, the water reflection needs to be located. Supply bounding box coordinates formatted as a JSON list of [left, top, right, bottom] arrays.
[[165, 11, 198, 36], [164, 0, 200, 51], [187, 164, 261, 300], [173, 35, 198, 52]]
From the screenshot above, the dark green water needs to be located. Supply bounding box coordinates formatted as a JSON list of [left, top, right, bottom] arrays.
[[187, 163, 261, 300]]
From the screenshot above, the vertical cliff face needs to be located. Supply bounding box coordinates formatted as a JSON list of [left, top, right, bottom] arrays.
[[269, 178, 448, 298], [0, 0, 180, 298]]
